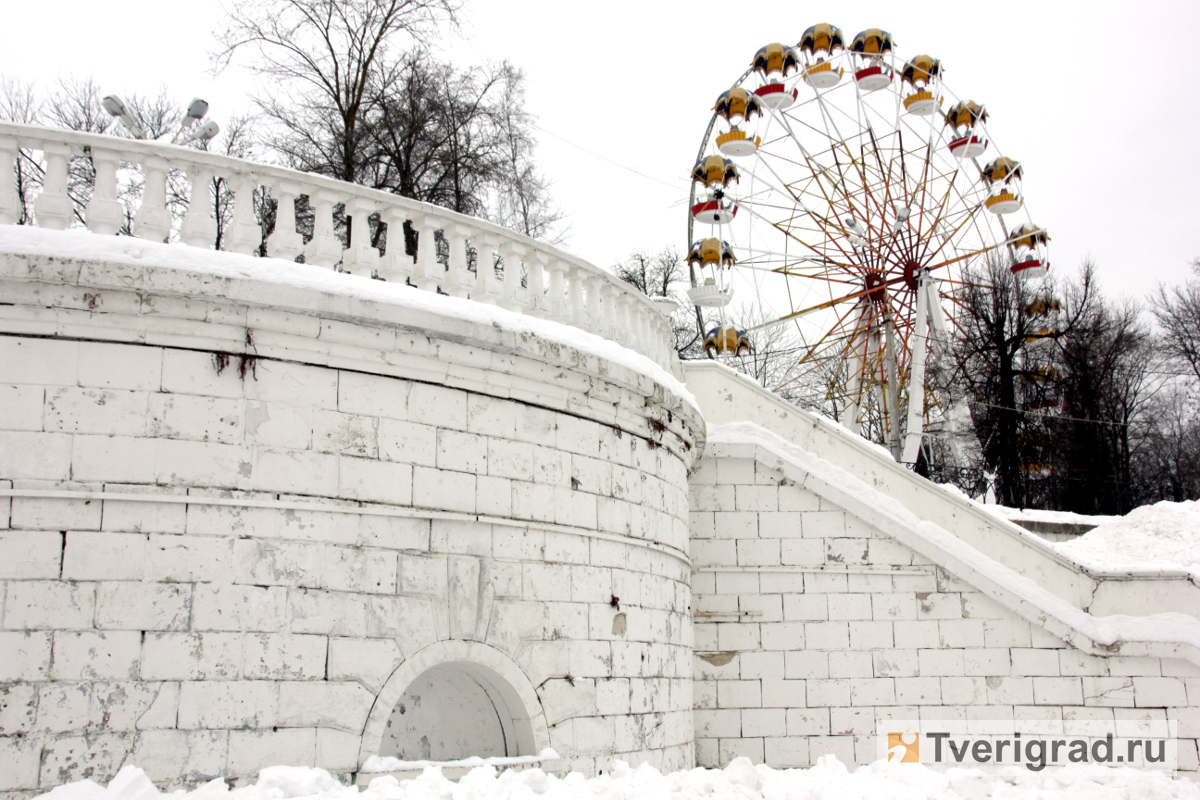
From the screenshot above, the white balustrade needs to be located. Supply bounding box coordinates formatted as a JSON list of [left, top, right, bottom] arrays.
[[0, 136, 17, 224], [341, 197, 381, 276], [265, 181, 306, 262], [224, 173, 262, 255], [132, 154, 171, 241], [85, 147, 124, 236], [0, 122, 679, 375], [33, 142, 73, 230], [304, 189, 343, 268], [179, 165, 216, 247]]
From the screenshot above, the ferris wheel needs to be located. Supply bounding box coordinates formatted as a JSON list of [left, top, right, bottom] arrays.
[[685, 24, 1050, 464]]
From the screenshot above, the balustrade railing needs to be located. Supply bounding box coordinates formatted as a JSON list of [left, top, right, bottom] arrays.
[[0, 122, 678, 374]]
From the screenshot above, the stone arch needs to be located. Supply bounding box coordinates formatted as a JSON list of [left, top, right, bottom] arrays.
[[359, 641, 549, 766]]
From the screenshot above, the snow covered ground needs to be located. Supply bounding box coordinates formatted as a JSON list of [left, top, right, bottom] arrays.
[[33, 755, 1200, 800], [1055, 500, 1200, 580]]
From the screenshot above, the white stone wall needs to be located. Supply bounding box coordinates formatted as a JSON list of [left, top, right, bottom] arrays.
[[0, 246, 701, 794], [689, 444, 1200, 774]]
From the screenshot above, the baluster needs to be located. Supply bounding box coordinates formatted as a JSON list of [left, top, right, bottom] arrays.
[[412, 215, 443, 292], [602, 282, 626, 344], [0, 136, 17, 224], [377, 208, 414, 283], [565, 263, 585, 325], [525, 250, 548, 317], [340, 197, 381, 276], [85, 147, 124, 235], [304, 189, 344, 268], [33, 142, 73, 230], [543, 256, 567, 323], [224, 172, 263, 255], [498, 240, 525, 312], [443, 223, 473, 298], [133, 155, 171, 241], [178, 165, 216, 247], [266, 181, 305, 262], [584, 273, 604, 334], [474, 232, 503, 304]]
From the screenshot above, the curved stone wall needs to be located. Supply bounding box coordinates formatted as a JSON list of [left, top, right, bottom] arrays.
[[0, 230, 702, 793]]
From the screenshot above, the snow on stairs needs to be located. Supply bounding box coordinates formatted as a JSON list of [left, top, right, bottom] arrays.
[[683, 360, 1200, 665]]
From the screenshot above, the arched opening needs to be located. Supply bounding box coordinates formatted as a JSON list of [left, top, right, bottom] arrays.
[[380, 661, 529, 760]]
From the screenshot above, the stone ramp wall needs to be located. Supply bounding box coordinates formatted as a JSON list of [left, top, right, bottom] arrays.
[[690, 436, 1200, 773], [0, 239, 701, 794]]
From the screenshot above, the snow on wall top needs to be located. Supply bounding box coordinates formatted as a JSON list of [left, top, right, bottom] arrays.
[[1056, 500, 1200, 581], [0, 225, 697, 412]]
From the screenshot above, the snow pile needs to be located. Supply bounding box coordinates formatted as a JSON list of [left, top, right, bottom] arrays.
[[32, 756, 1200, 800], [1056, 500, 1200, 579], [361, 749, 559, 774]]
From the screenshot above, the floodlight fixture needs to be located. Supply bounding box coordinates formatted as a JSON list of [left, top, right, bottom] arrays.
[[172, 98, 210, 143], [101, 94, 146, 139], [178, 119, 220, 145]]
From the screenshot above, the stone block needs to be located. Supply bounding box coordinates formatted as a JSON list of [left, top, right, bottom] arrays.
[[327, 638, 402, 692], [145, 534, 233, 583], [3, 581, 94, 630], [244, 400, 312, 450], [0, 531, 62, 579], [917, 649, 964, 677], [0, 684, 37, 735], [323, 546, 398, 594], [785, 650, 829, 680], [804, 621, 849, 651], [62, 531, 148, 582], [247, 448, 337, 497], [828, 651, 873, 679], [242, 633, 327, 680], [288, 589, 368, 638], [177, 681, 279, 729], [77, 342, 162, 391], [192, 584, 286, 632], [72, 435, 158, 483], [939, 619, 986, 649], [805, 679, 850, 708], [44, 387, 148, 437], [0, 632, 52, 681], [95, 582, 191, 631], [141, 632, 242, 681], [1, 336, 77, 386], [554, 486, 597, 529], [1010, 648, 1061, 676], [848, 620, 893, 649], [51, 631, 140, 680], [1133, 677, 1188, 707], [827, 593, 872, 621], [39, 732, 133, 788], [276, 681, 374, 732], [104, 497, 187, 535], [226, 728, 316, 775], [147, 393, 245, 446], [408, 384, 467, 431], [779, 539, 823, 566], [915, 592, 962, 620], [986, 676, 1034, 705], [940, 676, 987, 705], [0, 431, 72, 481], [891, 620, 940, 649], [413, 466, 473, 513]]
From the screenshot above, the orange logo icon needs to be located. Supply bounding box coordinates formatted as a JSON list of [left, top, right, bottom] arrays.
[[887, 732, 920, 763]]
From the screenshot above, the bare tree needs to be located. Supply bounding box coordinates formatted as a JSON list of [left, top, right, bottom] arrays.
[[613, 247, 702, 357], [214, 0, 461, 185], [1150, 259, 1200, 383]]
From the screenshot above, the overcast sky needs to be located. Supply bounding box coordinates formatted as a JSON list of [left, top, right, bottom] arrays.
[[3, 0, 1198, 305]]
